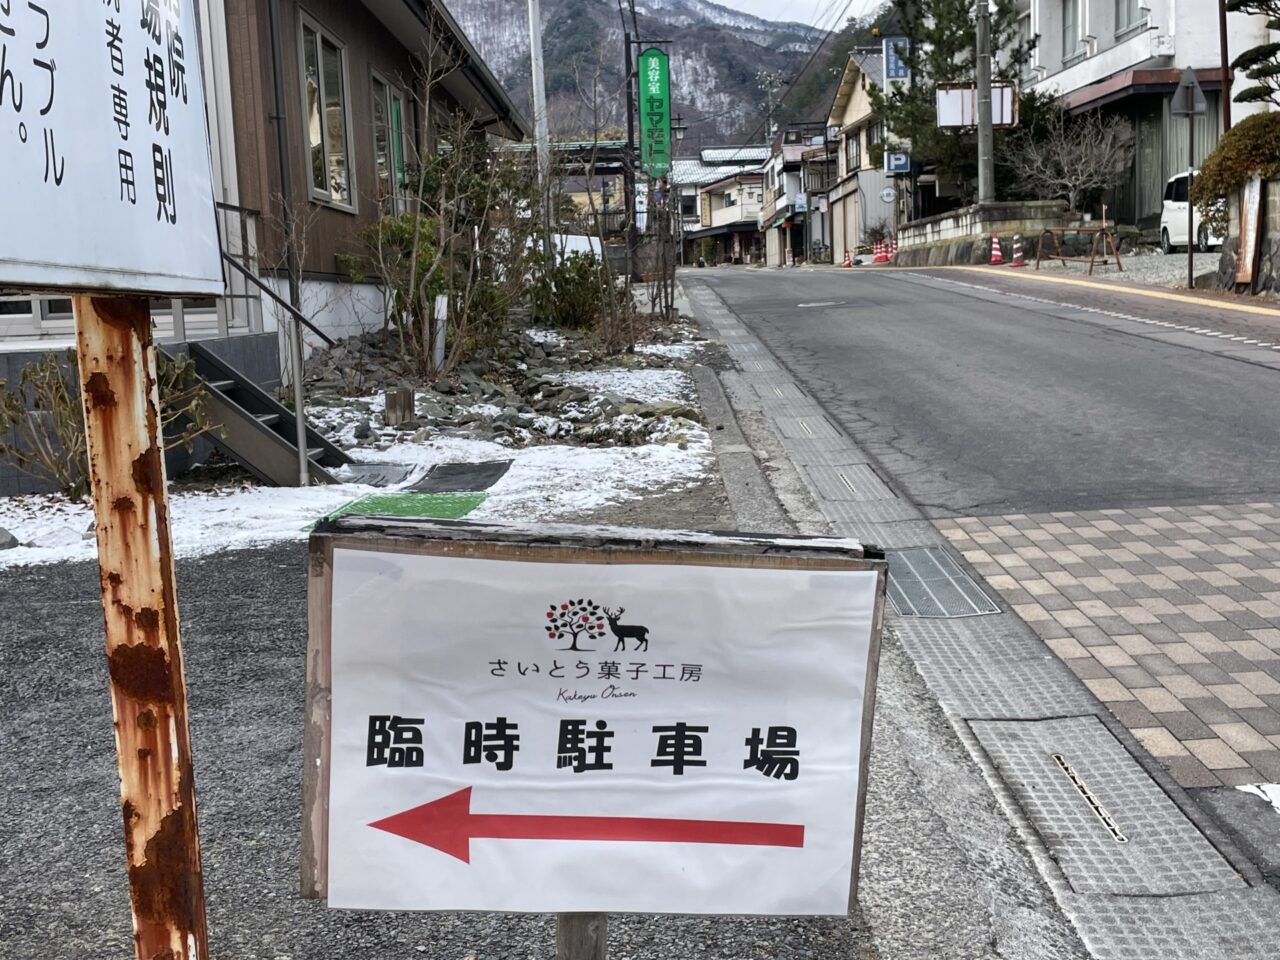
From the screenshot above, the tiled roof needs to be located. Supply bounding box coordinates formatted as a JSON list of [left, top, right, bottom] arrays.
[[670, 158, 765, 186], [699, 146, 770, 163]]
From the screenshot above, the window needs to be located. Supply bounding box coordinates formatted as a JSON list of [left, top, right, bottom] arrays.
[[372, 74, 409, 212], [844, 134, 861, 173], [868, 121, 884, 146], [723, 191, 737, 207], [1062, 0, 1080, 59], [301, 19, 353, 207], [1116, 0, 1143, 32]]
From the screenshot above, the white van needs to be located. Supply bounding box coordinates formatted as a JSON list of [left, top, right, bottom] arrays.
[[1160, 171, 1222, 254]]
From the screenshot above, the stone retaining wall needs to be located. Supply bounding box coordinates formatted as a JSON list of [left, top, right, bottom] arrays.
[[894, 200, 1074, 267], [1215, 177, 1280, 295]]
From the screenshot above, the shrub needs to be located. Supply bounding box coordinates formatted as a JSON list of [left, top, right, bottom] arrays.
[[0, 349, 222, 498], [1191, 111, 1280, 236], [531, 253, 606, 329]]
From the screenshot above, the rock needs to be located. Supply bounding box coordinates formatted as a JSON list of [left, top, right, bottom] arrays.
[[0, 527, 17, 550], [353, 419, 373, 440]]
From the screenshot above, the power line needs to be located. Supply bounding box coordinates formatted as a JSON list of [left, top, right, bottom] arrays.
[[741, 0, 862, 144]]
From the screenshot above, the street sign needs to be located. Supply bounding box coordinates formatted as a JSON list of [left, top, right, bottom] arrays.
[[936, 84, 1019, 128], [304, 520, 886, 917], [879, 186, 897, 204], [883, 36, 910, 88], [638, 47, 672, 179], [884, 151, 911, 174], [0, 0, 222, 295], [1171, 68, 1207, 117]]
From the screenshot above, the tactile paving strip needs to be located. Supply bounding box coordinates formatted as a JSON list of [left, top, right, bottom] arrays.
[[888, 546, 1000, 617], [893, 616, 1100, 719], [971, 717, 1244, 896], [802, 464, 895, 501]]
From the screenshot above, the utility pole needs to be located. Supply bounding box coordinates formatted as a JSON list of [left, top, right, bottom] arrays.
[[527, 0, 556, 268], [624, 33, 639, 281], [975, 0, 995, 204], [1219, 0, 1233, 131]]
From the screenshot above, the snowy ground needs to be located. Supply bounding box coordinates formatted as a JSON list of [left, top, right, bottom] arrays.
[[0, 365, 713, 569]]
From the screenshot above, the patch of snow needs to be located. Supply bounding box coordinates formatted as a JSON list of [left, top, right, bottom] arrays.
[[0, 429, 714, 569], [524, 328, 567, 347], [1237, 783, 1280, 816], [558, 368, 693, 404], [635, 342, 698, 360]]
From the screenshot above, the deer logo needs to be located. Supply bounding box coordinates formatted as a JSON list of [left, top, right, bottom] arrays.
[[603, 607, 650, 653]]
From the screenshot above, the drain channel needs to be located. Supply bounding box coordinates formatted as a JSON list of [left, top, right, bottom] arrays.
[[1052, 753, 1128, 843]]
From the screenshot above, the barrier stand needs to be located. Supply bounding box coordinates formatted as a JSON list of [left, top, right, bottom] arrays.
[[1034, 226, 1124, 276]]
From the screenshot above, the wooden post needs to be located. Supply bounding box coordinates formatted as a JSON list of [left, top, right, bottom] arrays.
[[557, 913, 608, 960], [73, 295, 210, 960], [383, 387, 415, 427]]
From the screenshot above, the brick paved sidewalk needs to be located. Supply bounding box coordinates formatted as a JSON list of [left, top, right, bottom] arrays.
[[937, 503, 1280, 788]]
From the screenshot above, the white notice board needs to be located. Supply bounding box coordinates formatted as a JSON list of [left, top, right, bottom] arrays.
[[309, 527, 885, 916], [0, 0, 222, 295]]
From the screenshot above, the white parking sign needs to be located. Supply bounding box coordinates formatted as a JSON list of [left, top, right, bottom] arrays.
[[305, 522, 885, 917]]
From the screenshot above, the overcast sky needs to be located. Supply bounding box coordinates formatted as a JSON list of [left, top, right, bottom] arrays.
[[715, 0, 881, 29]]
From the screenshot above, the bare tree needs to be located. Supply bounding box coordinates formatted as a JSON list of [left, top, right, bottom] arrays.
[[1003, 109, 1135, 214]]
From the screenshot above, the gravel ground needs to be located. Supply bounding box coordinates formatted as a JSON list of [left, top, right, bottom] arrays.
[[1032, 249, 1220, 288], [0, 540, 1083, 960]]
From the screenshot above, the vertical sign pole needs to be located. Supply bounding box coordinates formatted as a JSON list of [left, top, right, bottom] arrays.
[[1188, 119, 1196, 291], [975, 0, 995, 204], [557, 913, 608, 960], [73, 295, 210, 960]]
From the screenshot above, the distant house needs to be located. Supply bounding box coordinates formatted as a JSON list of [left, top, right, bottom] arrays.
[[684, 172, 766, 265], [671, 146, 771, 257], [825, 50, 897, 257], [759, 126, 824, 267]]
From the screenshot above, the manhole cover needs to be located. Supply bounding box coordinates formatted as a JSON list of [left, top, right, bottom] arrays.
[[887, 546, 999, 618]]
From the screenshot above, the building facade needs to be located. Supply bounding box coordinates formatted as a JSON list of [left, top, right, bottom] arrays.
[[1015, 0, 1276, 226], [826, 51, 896, 257], [684, 173, 765, 265]]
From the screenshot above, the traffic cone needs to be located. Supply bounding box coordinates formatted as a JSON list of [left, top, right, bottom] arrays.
[[887, 236, 897, 262], [873, 239, 889, 264], [989, 232, 1004, 265], [841, 249, 853, 268], [1010, 234, 1027, 268]]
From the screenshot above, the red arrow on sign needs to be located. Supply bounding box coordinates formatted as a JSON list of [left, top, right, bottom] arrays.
[[369, 787, 805, 863]]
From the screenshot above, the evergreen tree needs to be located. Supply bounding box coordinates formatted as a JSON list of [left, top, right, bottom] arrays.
[[1226, 1, 1280, 106], [870, 0, 1035, 201]]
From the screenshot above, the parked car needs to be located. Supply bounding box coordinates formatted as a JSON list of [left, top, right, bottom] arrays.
[[1160, 171, 1223, 254]]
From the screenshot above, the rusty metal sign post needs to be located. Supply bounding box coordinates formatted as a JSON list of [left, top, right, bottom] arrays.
[[0, 4, 224, 957], [74, 295, 210, 959]]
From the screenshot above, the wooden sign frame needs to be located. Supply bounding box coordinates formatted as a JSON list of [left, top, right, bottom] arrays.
[[300, 517, 887, 922], [1236, 174, 1265, 289]]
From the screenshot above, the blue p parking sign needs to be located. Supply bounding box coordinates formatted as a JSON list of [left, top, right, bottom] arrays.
[[884, 152, 911, 175]]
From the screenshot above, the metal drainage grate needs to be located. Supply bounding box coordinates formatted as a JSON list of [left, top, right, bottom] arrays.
[[1053, 753, 1128, 843], [887, 546, 1000, 618]]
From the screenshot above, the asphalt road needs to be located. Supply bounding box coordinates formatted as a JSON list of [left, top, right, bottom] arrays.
[[697, 266, 1280, 517]]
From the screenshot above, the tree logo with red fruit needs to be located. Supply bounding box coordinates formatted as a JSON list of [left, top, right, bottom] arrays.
[[545, 599, 607, 652]]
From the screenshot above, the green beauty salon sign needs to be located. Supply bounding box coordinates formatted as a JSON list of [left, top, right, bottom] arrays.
[[638, 47, 672, 179]]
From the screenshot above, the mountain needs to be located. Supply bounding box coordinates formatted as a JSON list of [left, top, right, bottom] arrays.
[[441, 0, 822, 143]]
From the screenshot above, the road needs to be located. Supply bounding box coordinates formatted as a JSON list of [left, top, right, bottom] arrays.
[[696, 266, 1280, 517], [695, 263, 1280, 897]]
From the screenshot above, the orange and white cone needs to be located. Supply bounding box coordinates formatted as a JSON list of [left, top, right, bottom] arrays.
[[842, 249, 853, 268], [990, 233, 1005, 265], [1010, 234, 1027, 268], [888, 236, 897, 262], [873, 240, 889, 264]]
